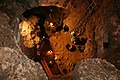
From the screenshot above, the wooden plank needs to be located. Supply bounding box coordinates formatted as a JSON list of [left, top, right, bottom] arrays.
[[41, 58, 53, 79]]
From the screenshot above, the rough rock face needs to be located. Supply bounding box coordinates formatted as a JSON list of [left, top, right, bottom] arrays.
[[85, 0, 120, 70], [0, 6, 48, 80], [106, 15, 120, 69], [19, 16, 40, 48], [92, 0, 118, 58], [0, 0, 120, 80], [0, 11, 18, 49], [72, 58, 120, 80], [0, 47, 47, 80]]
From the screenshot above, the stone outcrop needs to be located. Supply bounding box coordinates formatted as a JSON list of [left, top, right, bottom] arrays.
[[0, 47, 47, 80], [0, 11, 17, 49], [0, 10, 47, 80], [72, 58, 120, 80]]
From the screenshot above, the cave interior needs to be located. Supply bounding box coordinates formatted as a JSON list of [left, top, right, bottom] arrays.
[[18, 0, 120, 79], [19, 0, 99, 79]]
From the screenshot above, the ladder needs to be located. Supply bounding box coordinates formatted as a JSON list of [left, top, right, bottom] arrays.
[[71, 0, 96, 34], [71, 0, 97, 42]]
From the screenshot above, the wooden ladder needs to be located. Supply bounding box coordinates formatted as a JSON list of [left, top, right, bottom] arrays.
[[71, 0, 97, 42]]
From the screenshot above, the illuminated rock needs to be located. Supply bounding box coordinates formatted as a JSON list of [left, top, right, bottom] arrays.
[[19, 16, 41, 48]]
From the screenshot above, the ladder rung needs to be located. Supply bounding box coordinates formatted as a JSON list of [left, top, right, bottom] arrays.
[[73, 0, 97, 32]]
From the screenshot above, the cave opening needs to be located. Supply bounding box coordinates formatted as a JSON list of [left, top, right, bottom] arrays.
[[19, 6, 67, 79]]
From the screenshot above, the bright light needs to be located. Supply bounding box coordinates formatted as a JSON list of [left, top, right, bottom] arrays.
[[49, 61, 52, 64], [43, 36, 45, 39], [47, 50, 53, 55], [55, 56, 57, 60], [71, 31, 75, 35], [50, 22, 54, 28], [50, 22, 53, 26]]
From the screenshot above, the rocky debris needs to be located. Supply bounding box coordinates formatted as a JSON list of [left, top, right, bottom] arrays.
[[72, 58, 120, 80], [0, 47, 48, 80]]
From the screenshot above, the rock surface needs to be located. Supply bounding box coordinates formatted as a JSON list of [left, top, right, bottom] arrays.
[[0, 47, 48, 80], [0, 0, 120, 80], [72, 58, 120, 80], [106, 15, 120, 69], [0, 5, 48, 80], [0, 11, 18, 49]]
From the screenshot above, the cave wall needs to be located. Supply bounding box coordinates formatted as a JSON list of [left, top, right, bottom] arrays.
[[86, 0, 120, 69], [48, 0, 120, 76], [0, 0, 48, 80], [0, 0, 120, 80], [0, 12, 48, 80]]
